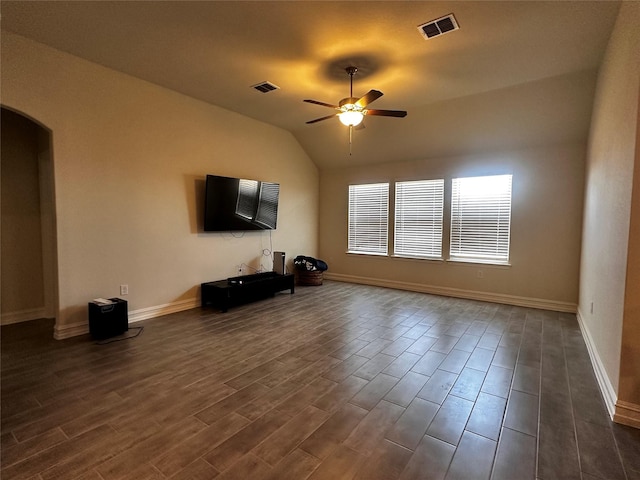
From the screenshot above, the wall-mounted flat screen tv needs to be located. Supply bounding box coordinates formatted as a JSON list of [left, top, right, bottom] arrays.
[[204, 174, 280, 231]]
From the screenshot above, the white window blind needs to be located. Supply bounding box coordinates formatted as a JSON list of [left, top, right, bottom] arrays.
[[394, 179, 444, 258], [450, 174, 512, 264], [348, 183, 389, 255]]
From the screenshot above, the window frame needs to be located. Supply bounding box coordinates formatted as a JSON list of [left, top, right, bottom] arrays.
[[449, 174, 513, 265], [393, 178, 445, 259], [347, 182, 390, 256]]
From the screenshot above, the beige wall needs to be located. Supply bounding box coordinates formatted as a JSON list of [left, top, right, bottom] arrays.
[[579, 1, 640, 419], [619, 90, 640, 415], [319, 142, 585, 309], [1, 109, 46, 318], [1, 31, 319, 336]]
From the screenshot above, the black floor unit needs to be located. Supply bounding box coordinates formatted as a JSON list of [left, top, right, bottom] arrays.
[[88, 298, 128, 339]]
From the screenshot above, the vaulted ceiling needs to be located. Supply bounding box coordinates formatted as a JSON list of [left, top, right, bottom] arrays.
[[1, 1, 621, 168]]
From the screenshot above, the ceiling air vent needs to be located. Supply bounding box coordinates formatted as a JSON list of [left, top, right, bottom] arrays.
[[251, 81, 280, 93], [418, 13, 459, 40]]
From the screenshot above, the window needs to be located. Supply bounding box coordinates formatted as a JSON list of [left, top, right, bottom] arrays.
[[348, 183, 389, 255], [394, 179, 444, 258], [450, 174, 512, 264]]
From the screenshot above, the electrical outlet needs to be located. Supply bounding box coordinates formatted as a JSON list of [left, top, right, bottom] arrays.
[[477, 270, 484, 279], [120, 284, 129, 295]]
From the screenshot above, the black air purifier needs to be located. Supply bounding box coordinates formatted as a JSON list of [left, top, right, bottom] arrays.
[[273, 251, 285, 275], [88, 298, 128, 339]]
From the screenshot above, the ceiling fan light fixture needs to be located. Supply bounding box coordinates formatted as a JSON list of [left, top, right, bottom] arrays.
[[304, 65, 406, 130], [339, 110, 364, 126]]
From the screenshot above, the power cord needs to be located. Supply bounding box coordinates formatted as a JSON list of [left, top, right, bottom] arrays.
[[95, 326, 144, 345], [234, 230, 277, 274]]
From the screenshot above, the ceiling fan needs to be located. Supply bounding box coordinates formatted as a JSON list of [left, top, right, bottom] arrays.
[[304, 66, 407, 128]]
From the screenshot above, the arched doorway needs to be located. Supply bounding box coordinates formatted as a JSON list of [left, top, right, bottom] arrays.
[[1, 107, 58, 334]]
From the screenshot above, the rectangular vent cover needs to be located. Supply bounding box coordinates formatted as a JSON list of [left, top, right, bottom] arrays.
[[418, 13, 459, 40], [252, 81, 280, 93]]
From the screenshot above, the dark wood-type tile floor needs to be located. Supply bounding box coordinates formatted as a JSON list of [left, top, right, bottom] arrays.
[[2, 281, 639, 480]]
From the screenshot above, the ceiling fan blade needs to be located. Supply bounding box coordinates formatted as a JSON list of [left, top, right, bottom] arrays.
[[366, 109, 407, 118], [355, 90, 383, 108], [303, 99, 339, 109], [306, 114, 337, 124]]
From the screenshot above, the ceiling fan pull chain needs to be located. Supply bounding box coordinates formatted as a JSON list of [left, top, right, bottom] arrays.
[[349, 125, 353, 156]]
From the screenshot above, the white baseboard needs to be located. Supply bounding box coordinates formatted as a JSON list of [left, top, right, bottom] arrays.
[[576, 308, 618, 419], [54, 321, 89, 340], [128, 298, 199, 323], [1, 307, 47, 325], [323, 273, 577, 313], [53, 297, 199, 340]]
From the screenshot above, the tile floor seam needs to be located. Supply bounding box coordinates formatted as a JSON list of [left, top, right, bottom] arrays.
[[561, 319, 586, 480]]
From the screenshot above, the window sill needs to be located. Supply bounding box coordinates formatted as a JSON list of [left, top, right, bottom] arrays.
[[346, 251, 388, 257], [344, 253, 511, 268], [447, 258, 511, 268], [391, 255, 444, 263]]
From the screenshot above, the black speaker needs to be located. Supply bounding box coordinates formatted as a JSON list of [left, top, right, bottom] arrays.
[[273, 251, 285, 275]]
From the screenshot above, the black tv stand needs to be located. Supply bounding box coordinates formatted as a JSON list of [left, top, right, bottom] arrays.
[[201, 272, 295, 312]]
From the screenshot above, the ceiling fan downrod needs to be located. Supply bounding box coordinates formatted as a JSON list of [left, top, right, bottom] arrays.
[[346, 67, 358, 156], [346, 66, 357, 98]]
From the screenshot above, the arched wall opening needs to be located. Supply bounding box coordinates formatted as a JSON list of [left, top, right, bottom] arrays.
[[1, 106, 58, 335]]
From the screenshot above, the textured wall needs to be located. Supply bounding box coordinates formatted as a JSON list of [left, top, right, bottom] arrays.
[[579, 1, 640, 401], [319, 142, 585, 308], [1, 31, 319, 334]]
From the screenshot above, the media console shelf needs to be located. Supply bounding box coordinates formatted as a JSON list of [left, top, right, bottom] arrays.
[[201, 272, 295, 312]]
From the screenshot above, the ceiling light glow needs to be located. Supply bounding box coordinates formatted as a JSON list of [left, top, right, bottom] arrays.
[[339, 110, 364, 126]]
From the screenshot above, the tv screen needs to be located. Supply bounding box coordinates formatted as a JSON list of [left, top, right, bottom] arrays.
[[204, 174, 280, 231]]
